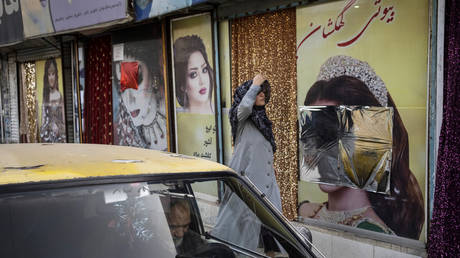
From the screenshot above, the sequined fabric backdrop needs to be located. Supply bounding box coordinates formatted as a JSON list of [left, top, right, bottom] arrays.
[[84, 36, 113, 144], [20, 62, 39, 143], [231, 8, 298, 219], [428, 0, 460, 255]]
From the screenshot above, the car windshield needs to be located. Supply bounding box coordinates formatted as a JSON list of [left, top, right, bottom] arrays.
[[0, 177, 312, 258]]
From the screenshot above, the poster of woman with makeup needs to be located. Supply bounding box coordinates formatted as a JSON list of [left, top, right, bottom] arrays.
[[36, 58, 66, 143], [112, 24, 170, 151], [296, 0, 429, 241], [171, 13, 217, 161]]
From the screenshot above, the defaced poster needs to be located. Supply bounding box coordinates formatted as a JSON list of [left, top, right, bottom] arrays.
[[171, 13, 218, 161], [296, 0, 428, 241], [112, 23, 170, 151]]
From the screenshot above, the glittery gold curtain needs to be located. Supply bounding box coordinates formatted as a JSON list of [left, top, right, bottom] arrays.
[[231, 8, 298, 220], [19, 62, 39, 143]]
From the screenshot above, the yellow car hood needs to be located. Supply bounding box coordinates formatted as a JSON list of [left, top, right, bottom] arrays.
[[0, 144, 233, 186]]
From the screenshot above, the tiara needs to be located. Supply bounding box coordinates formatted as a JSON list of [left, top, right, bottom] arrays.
[[317, 55, 388, 107]]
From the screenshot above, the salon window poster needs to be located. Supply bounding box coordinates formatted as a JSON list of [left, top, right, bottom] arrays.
[[111, 23, 170, 151], [36, 58, 66, 143], [171, 13, 217, 162], [296, 0, 428, 241]]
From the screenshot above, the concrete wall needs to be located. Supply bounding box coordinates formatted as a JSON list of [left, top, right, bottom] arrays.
[[196, 191, 427, 258], [296, 223, 427, 258]]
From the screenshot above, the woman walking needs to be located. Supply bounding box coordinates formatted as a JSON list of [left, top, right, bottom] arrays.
[[228, 73, 281, 211]]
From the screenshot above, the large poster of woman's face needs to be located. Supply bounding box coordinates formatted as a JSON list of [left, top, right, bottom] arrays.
[[36, 58, 66, 143], [171, 13, 217, 161], [112, 24, 169, 151], [296, 0, 428, 241]]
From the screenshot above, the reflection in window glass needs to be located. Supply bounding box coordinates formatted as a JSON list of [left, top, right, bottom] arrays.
[[191, 180, 306, 258], [0, 183, 176, 258], [0, 179, 309, 258]]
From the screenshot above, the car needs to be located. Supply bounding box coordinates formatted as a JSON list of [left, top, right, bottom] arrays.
[[0, 143, 318, 258]]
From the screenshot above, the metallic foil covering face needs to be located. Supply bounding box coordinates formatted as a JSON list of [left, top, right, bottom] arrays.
[[231, 8, 298, 219], [299, 105, 393, 194]]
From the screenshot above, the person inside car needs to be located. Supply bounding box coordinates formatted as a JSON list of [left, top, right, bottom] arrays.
[[167, 199, 207, 255]]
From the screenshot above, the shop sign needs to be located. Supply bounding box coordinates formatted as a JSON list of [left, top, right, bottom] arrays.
[[0, 0, 24, 45], [20, 0, 54, 38], [135, 0, 207, 21], [49, 0, 127, 32]]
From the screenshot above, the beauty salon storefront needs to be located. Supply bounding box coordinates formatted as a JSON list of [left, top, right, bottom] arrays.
[[217, 0, 449, 257], [1, 0, 456, 256], [0, 0, 131, 144]]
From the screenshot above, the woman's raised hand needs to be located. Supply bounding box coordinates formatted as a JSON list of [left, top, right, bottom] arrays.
[[252, 74, 266, 86]]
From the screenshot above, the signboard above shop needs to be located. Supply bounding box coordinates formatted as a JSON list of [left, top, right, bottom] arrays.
[[0, 0, 130, 47], [0, 0, 24, 46], [49, 0, 127, 32], [134, 0, 208, 21]]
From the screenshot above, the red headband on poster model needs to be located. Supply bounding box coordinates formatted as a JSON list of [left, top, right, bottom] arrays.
[[120, 61, 139, 92]]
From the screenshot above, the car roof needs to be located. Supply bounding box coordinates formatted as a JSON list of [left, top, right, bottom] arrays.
[[0, 143, 234, 186]]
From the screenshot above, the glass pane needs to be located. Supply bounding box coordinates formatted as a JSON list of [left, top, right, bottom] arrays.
[[191, 179, 308, 258], [0, 183, 176, 258], [190, 181, 219, 231], [148, 180, 235, 257], [0, 179, 309, 258]]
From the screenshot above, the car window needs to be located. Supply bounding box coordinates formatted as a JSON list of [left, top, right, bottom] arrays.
[[190, 179, 309, 258], [0, 183, 177, 258], [0, 178, 311, 258]]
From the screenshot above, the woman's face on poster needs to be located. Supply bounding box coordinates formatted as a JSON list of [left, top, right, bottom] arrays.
[[120, 56, 156, 127], [48, 62, 57, 89], [185, 51, 211, 106]]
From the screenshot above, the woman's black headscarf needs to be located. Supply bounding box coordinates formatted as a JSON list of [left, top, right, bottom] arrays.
[[230, 80, 276, 153]]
